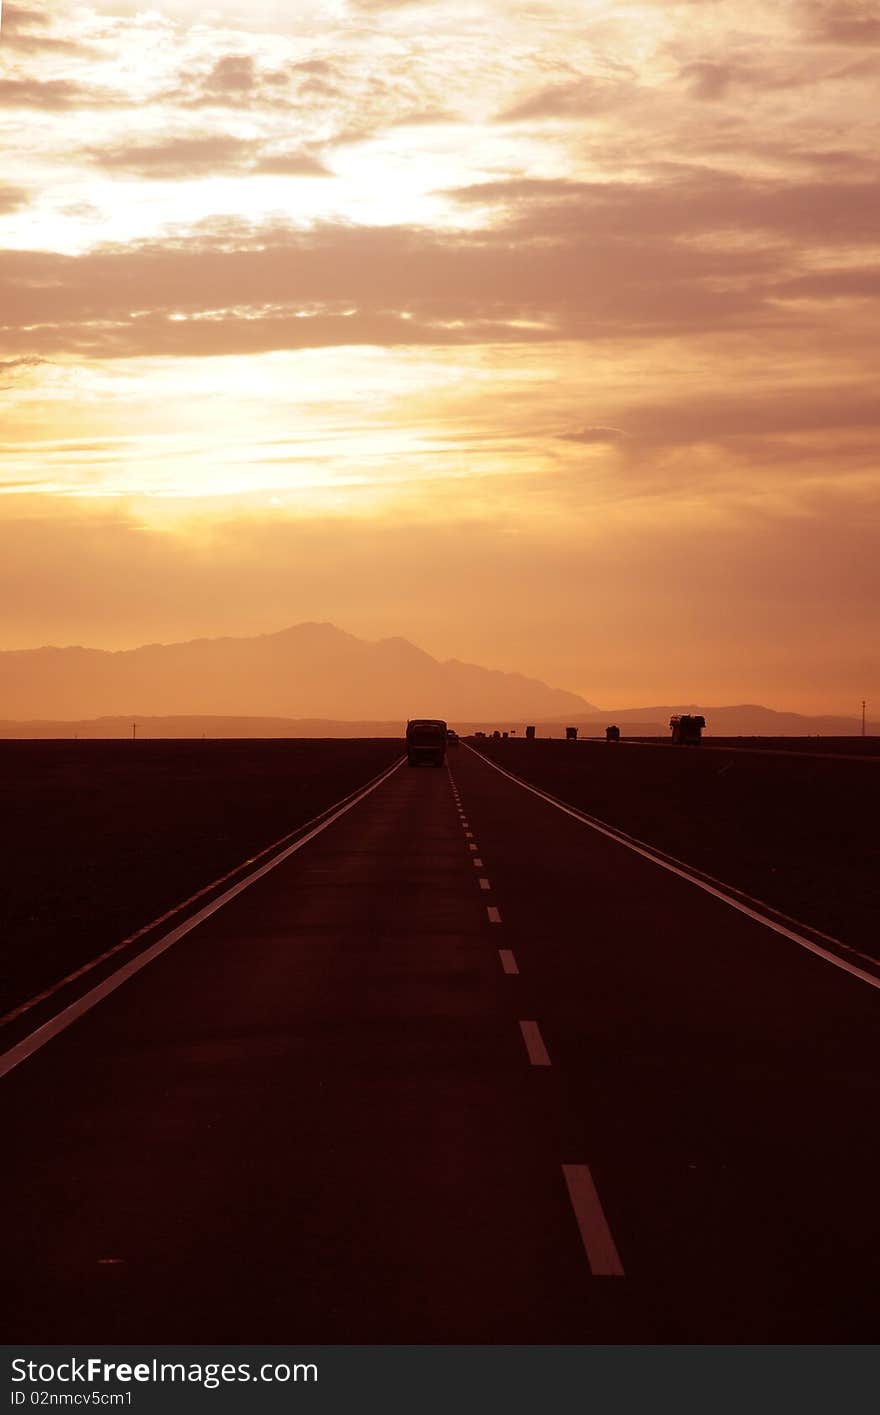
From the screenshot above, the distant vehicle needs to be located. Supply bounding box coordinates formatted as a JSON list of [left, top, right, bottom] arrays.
[[446, 729, 459, 746], [406, 718, 447, 767], [492, 730, 501, 740], [525, 725, 536, 740], [670, 713, 705, 745], [606, 725, 620, 742], [474, 731, 486, 739], [565, 726, 578, 741]]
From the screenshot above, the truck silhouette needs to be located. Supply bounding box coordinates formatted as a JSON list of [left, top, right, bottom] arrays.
[[406, 718, 447, 767], [669, 713, 705, 745]]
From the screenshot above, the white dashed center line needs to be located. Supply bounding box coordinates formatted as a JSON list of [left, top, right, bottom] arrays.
[[518, 1019, 551, 1066], [562, 1164, 625, 1277], [451, 759, 624, 1284]]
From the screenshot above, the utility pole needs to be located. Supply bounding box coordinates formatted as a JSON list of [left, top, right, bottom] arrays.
[[861, 700, 866, 737], [132, 721, 136, 741]]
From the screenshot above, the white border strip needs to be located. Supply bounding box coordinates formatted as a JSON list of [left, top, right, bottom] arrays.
[[465, 744, 880, 994], [0, 756, 404, 1081]]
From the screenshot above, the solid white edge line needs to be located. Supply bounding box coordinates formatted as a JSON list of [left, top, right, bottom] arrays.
[[464, 744, 880, 994], [562, 1164, 625, 1277], [519, 1018, 551, 1065], [0, 756, 405, 1081]]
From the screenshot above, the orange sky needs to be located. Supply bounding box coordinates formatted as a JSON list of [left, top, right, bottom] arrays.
[[1, 0, 877, 713]]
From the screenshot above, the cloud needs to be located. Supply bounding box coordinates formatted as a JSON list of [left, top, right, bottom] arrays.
[[496, 78, 619, 122], [83, 135, 255, 179], [559, 427, 627, 444], [178, 52, 305, 107], [802, 1, 880, 43], [1, 3, 50, 25], [0, 78, 122, 110], [0, 10, 94, 53], [0, 356, 48, 389], [348, 0, 438, 9], [253, 150, 332, 176], [777, 266, 880, 298], [0, 185, 28, 213], [0, 357, 46, 371], [0, 208, 792, 361], [6, 147, 880, 362], [603, 385, 880, 447], [291, 59, 336, 76], [678, 58, 808, 98], [0, 3, 96, 53], [82, 135, 330, 180], [449, 168, 880, 245], [202, 54, 258, 94]]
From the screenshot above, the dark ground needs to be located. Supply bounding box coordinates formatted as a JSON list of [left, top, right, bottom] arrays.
[[0, 739, 402, 1017], [471, 737, 880, 957]]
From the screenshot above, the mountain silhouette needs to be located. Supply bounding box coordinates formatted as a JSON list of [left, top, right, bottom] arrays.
[[0, 622, 597, 721]]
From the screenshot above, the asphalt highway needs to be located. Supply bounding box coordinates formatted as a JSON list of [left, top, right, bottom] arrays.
[[2, 744, 878, 1342]]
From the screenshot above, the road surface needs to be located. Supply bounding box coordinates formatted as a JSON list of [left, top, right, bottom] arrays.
[[2, 745, 878, 1341]]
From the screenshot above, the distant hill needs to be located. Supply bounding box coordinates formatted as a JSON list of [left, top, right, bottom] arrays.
[[0, 623, 596, 722], [0, 627, 872, 736]]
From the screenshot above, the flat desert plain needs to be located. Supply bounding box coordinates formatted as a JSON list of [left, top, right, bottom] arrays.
[[472, 737, 879, 956], [0, 738, 402, 1019]]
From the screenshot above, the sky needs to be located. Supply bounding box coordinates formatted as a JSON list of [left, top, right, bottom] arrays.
[[1, 0, 878, 713]]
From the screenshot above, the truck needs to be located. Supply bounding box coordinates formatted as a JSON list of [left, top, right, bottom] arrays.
[[406, 718, 448, 767], [669, 713, 705, 745]]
